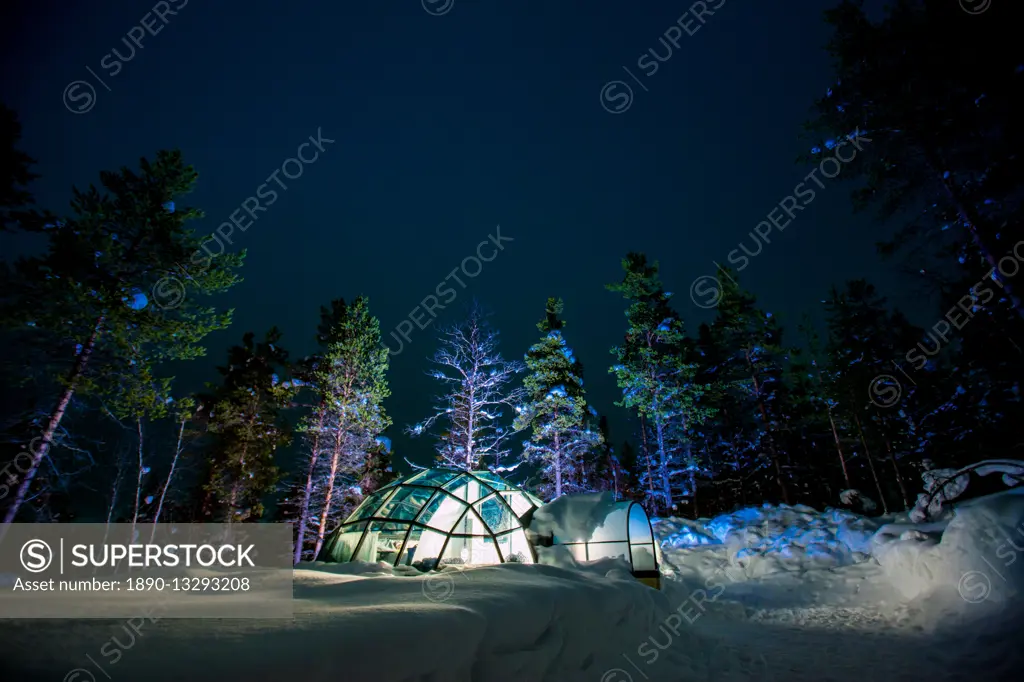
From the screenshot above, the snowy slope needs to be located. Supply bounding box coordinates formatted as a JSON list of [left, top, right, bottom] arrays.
[[2, 491, 1022, 681]]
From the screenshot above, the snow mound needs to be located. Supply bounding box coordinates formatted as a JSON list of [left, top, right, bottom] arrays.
[[839, 488, 877, 512], [526, 490, 619, 543], [653, 517, 719, 548], [872, 486, 1024, 605], [659, 503, 880, 581], [0, 560, 732, 682], [910, 467, 970, 522]]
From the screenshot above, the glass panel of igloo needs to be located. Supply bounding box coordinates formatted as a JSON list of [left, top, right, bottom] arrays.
[[441, 534, 501, 566], [475, 495, 516, 533], [347, 487, 396, 523], [587, 541, 629, 562], [409, 527, 450, 569], [375, 485, 436, 521], [420, 491, 471, 532], [498, 528, 534, 564], [406, 469, 460, 487], [565, 544, 588, 562], [628, 504, 653, 543], [363, 522, 413, 564], [322, 521, 369, 562], [442, 473, 487, 503], [631, 544, 657, 572], [395, 526, 422, 566], [500, 491, 534, 517]]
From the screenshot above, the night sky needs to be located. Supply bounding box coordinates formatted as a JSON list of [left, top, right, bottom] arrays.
[[2, 0, 907, 472]]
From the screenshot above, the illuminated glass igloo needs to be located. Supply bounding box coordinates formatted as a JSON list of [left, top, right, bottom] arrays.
[[319, 468, 546, 568]]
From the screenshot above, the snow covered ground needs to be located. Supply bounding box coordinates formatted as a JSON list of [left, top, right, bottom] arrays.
[[2, 490, 1022, 681]]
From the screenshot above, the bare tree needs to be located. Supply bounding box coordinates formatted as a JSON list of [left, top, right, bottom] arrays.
[[409, 305, 527, 470]]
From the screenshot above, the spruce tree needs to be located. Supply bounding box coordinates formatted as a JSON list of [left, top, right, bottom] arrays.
[[825, 280, 941, 510], [1, 150, 242, 527], [514, 298, 603, 499], [702, 266, 791, 504]]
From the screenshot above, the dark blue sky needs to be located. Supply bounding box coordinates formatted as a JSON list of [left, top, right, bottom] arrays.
[[3, 0, 907, 469]]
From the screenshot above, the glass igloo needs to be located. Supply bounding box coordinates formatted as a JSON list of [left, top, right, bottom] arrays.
[[545, 499, 660, 589], [319, 468, 546, 569]]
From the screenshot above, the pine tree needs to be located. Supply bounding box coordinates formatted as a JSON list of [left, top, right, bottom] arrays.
[[295, 297, 391, 559], [201, 329, 295, 522], [0, 103, 37, 231], [702, 266, 791, 504], [410, 304, 526, 470], [513, 298, 603, 499], [823, 280, 931, 511], [0, 150, 242, 527], [791, 316, 852, 495], [608, 253, 712, 513], [807, 0, 1023, 317]]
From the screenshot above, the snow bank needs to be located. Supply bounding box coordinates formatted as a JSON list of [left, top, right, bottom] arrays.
[[872, 487, 1024, 604], [653, 517, 719, 548], [526, 491, 620, 544], [0, 559, 738, 682], [656, 503, 879, 581]]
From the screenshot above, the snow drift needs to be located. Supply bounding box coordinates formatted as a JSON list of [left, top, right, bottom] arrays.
[[873, 487, 1024, 604], [655, 502, 880, 581]]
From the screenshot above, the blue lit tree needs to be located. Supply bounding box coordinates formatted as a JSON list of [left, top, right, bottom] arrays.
[[608, 254, 712, 513], [514, 298, 603, 499], [698, 266, 790, 504]]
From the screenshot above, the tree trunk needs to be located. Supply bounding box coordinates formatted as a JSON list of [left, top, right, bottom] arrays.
[[654, 413, 672, 511], [885, 438, 909, 511], [150, 413, 188, 544], [853, 413, 888, 515], [465, 382, 475, 469], [313, 430, 343, 560], [106, 449, 125, 528], [294, 407, 326, 564], [684, 436, 698, 518], [2, 316, 104, 530], [811, 358, 851, 488], [611, 454, 619, 501], [227, 411, 256, 522], [828, 409, 852, 488], [131, 418, 145, 542], [553, 432, 562, 498], [639, 414, 656, 505]]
